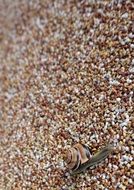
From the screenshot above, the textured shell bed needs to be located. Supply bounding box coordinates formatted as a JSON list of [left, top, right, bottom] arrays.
[[0, 0, 133, 190]]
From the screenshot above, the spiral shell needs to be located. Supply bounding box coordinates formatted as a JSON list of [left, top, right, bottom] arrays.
[[65, 143, 92, 172], [65, 143, 113, 175]]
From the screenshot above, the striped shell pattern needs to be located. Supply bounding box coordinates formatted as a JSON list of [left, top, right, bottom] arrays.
[[65, 143, 92, 173]]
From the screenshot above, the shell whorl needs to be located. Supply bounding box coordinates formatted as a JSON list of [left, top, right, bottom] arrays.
[[65, 143, 91, 171]]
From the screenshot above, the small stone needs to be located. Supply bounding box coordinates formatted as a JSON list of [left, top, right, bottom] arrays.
[[121, 12, 129, 18]]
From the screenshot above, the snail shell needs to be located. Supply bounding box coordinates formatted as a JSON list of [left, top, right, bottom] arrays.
[[65, 143, 92, 172], [65, 143, 113, 175]]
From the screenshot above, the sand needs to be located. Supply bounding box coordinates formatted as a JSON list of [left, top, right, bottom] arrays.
[[0, 0, 133, 189]]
